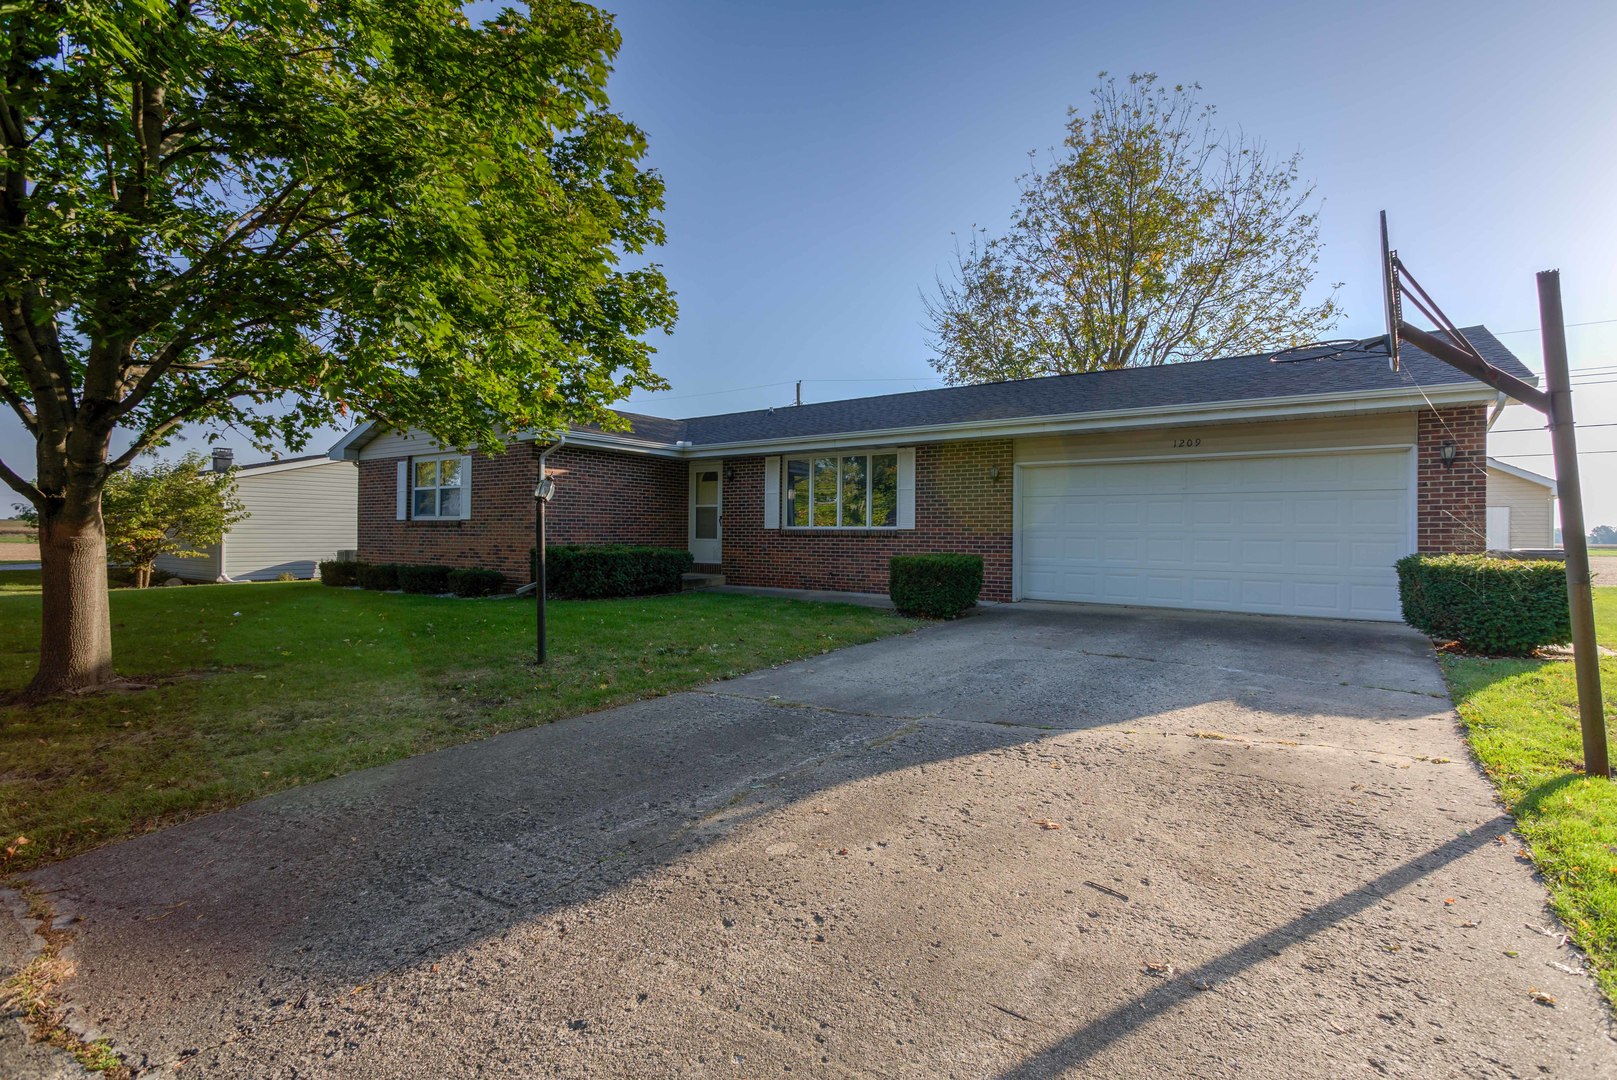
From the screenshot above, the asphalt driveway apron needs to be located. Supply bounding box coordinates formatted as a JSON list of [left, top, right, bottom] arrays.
[[8, 603, 1616, 1078]]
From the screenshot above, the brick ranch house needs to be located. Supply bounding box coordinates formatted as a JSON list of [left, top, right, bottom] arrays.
[[328, 326, 1534, 622]]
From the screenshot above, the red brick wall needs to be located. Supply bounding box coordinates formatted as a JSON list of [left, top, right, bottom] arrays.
[[358, 443, 687, 585], [719, 440, 1014, 601], [1416, 405, 1488, 553]]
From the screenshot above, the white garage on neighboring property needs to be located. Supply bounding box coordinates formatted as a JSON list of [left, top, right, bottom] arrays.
[[153, 451, 358, 582], [1485, 457, 1557, 550]]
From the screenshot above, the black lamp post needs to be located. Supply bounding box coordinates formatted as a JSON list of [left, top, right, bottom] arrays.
[[535, 445, 559, 664]]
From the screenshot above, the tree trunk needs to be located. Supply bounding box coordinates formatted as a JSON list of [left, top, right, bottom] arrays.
[[26, 505, 115, 698]]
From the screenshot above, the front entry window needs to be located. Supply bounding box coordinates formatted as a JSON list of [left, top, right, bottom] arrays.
[[785, 452, 897, 528]]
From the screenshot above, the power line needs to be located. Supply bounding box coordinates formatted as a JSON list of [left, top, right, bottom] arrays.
[[1490, 421, 1617, 433], [1492, 317, 1617, 336], [1494, 449, 1617, 457]]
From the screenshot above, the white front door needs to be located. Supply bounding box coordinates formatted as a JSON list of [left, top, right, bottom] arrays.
[[1486, 506, 1512, 550], [690, 464, 722, 564], [1017, 449, 1415, 621]]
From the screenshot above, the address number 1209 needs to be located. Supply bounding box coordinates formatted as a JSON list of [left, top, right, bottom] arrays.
[[1172, 437, 1202, 448]]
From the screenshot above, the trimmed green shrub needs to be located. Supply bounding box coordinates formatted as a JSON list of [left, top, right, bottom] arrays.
[[397, 563, 453, 594], [1395, 553, 1570, 655], [356, 562, 399, 591], [889, 553, 983, 618], [540, 545, 694, 599], [448, 567, 506, 598], [318, 560, 360, 587]]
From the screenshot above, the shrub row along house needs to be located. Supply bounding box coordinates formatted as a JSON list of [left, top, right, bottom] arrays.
[[328, 326, 1536, 622]]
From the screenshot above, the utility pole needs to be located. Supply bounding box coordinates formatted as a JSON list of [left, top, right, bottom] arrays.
[[1538, 270, 1608, 778]]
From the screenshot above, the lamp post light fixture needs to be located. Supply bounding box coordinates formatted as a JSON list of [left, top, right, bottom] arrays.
[[535, 437, 565, 665]]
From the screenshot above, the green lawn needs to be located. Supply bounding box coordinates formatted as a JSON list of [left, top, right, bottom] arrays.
[[0, 580, 911, 871], [1439, 585, 1617, 1003]]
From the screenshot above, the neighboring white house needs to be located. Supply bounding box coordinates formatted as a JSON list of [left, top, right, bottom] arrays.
[[153, 450, 358, 582], [1485, 457, 1556, 550]]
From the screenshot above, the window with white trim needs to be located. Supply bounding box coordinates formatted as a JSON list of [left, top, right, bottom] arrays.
[[411, 454, 465, 519], [783, 452, 898, 528]]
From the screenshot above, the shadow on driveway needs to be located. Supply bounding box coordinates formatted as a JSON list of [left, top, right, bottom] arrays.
[[16, 602, 1617, 1077]]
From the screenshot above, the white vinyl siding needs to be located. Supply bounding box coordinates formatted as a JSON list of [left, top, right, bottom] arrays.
[[1486, 467, 1556, 548], [152, 459, 358, 582]]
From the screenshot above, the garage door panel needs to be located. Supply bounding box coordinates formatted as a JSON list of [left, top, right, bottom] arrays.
[[1350, 540, 1404, 570], [1018, 450, 1413, 620], [1239, 498, 1286, 526], [1293, 581, 1344, 613], [1145, 537, 1186, 564], [1191, 538, 1235, 566], [1349, 495, 1404, 525], [1293, 540, 1342, 569], [1145, 575, 1187, 602], [1146, 499, 1186, 526], [1189, 498, 1235, 526]]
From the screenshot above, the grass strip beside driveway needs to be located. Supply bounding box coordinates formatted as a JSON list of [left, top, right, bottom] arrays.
[[0, 583, 911, 871], [1439, 586, 1617, 1005]]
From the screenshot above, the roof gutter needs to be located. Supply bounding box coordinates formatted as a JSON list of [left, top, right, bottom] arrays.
[[329, 381, 1501, 462], [676, 381, 1498, 457]]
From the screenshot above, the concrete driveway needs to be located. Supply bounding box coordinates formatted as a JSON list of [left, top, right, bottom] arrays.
[[8, 602, 1616, 1078]]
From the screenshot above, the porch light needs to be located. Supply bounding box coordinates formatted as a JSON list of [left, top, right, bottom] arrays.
[[1440, 440, 1458, 468]]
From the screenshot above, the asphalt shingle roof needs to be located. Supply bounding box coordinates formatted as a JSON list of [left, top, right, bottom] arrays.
[[637, 326, 1528, 448]]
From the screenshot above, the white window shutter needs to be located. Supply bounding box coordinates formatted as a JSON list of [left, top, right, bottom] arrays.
[[896, 447, 916, 529], [459, 455, 473, 519], [395, 460, 409, 520], [762, 456, 781, 529]]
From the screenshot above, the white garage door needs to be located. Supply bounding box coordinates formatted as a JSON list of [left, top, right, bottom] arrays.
[[1017, 450, 1414, 620]]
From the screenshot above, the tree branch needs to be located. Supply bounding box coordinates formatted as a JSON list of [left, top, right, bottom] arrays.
[[0, 455, 45, 506]]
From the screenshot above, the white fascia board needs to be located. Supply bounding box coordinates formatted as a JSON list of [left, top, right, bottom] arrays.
[[327, 422, 376, 461], [1486, 456, 1558, 491], [526, 429, 685, 457], [236, 457, 351, 478], [686, 383, 1495, 457]]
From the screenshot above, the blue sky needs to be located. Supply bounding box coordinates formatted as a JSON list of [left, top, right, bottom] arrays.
[[9, 0, 1617, 521]]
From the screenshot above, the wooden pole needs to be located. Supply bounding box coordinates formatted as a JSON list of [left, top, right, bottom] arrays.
[[1538, 270, 1608, 778]]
